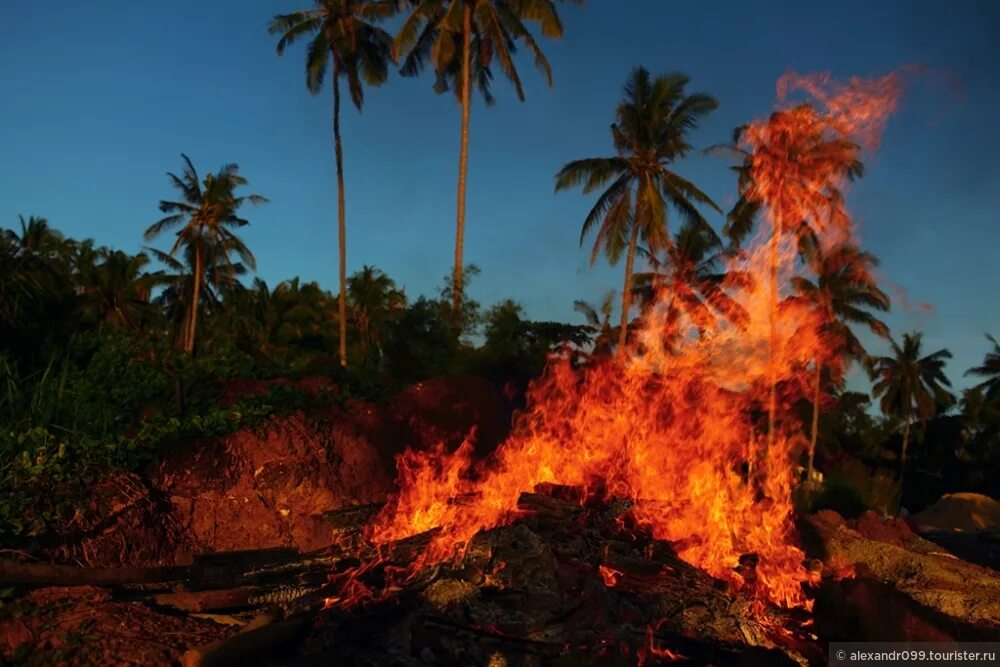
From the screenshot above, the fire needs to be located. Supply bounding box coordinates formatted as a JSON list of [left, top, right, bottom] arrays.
[[598, 565, 623, 587], [365, 71, 904, 611]]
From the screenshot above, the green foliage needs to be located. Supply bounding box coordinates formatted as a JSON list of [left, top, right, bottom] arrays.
[[0, 380, 347, 540]]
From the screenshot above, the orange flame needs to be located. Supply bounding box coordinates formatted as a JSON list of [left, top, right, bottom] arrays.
[[365, 71, 904, 612]]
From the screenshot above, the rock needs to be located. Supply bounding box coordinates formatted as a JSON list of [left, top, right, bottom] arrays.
[[803, 512, 1000, 639], [910, 493, 1000, 533]]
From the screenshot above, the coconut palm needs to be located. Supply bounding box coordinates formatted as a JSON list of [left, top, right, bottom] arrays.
[[393, 0, 578, 317], [6, 215, 67, 260], [270, 1, 395, 368], [147, 244, 251, 349], [966, 335, 1000, 401], [872, 332, 954, 469], [348, 265, 406, 366], [791, 241, 890, 477], [632, 223, 748, 338], [556, 67, 720, 351], [710, 124, 865, 250], [76, 249, 160, 333], [144, 154, 266, 354], [722, 111, 864, 458]]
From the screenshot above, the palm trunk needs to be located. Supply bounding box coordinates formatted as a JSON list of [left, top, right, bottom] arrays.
[[333, 63, 348, 368], [900, 419, 911, 470], [184, 242, 203, 355], [452, 2, 473, 321], [766, 228, 779, 463], [808, 358, 821, 479], [618, 222, 640, 352]]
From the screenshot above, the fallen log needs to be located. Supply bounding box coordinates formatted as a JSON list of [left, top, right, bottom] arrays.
[[0, 559, 188, 586], [322, 502, 384, 532], [154, 586, 258, 613]]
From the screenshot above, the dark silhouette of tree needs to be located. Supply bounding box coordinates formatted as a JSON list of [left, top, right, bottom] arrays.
[[872, 332, 954, 469], [966, 334, 1000, 401], [144, 154, 266, 354]]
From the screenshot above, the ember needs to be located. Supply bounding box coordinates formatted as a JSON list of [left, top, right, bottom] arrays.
[[361, 70, 906, 613]]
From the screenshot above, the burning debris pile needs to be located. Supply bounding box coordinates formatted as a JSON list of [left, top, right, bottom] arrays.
[[303, 484, 821, 666]]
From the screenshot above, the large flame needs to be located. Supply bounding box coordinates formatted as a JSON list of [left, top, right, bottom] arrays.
[[367, 71, 904, 611]]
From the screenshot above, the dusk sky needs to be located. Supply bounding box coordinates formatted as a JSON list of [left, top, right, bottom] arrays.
[[2, 1, 997, 390]]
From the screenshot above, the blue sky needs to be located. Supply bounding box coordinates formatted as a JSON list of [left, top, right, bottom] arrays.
[[1, 1, 997, 390]]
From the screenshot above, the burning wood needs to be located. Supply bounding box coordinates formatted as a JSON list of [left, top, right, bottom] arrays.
[[302, 483, 820, 665]]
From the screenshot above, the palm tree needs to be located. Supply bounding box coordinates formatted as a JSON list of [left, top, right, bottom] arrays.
[[632, 223, 748, 337], [966, 335, 1000, 401], [724, 111, 864, 458], [393, 0, 578, 317], [709, 124, 865, 250], [76, 249, 160, 333], [144, 154, 267, 354], [348, 265, 406, 366], [270, 1, 395, 368], [573, 292, 617, 358], [147, 244, 251, 349], [556, 67, 720, 351], [7, 215, 67, 260], [791, 241, 889, 477], [872, 332, 954, 469]]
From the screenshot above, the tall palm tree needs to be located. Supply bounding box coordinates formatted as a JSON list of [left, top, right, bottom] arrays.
[[348, 265, 406, 366], [723, 112, 864, 457], [270, 1, 395, 368], [144, 154, 267, 354], [393, 0, 578, 317], [791, 241, 889, 477], [556, 67, 720, 351], [966, 335, 1000, 401], [872, 332, 954, 469]]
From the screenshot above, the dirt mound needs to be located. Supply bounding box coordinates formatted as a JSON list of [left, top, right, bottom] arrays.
[[910, 493, 1000, 532], [0, 586, 235, 665], [152, 409, 394, 558], [43, 473, 178, 568], [848, 510, 918, 548], [37, 376, 508, 567], [150, 375, 507, 560]]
